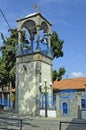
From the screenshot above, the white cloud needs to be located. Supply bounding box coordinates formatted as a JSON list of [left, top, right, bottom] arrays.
[[71, 72, 85, 78]]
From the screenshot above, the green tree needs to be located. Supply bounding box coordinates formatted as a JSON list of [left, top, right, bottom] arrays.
[[51, 31, 64, 58], [0, 29, 27, 86], [52, 67, 66, 81], [51, 31, 66, 81]]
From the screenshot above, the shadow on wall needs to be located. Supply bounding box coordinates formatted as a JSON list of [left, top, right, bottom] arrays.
[[17, 60, 38, 115]]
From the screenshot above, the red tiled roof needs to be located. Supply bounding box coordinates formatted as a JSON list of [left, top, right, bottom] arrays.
[[53, 77, 86, 90]]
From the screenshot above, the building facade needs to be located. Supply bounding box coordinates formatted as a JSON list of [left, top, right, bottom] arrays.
[[0, 83, 15, 109], [53, 77, 86, 119]]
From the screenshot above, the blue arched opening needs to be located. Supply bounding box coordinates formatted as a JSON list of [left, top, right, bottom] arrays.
[[81, 99, 86, 109], [62, 102, 68, 114]]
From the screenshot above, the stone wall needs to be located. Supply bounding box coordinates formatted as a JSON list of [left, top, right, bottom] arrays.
[[70, 97, 78, 118], [15, 52, 53, 115], [56, 90, 83, 119]]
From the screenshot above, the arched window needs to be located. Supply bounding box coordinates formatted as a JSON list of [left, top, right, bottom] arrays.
[[62, 102, 68, 114], [81, 99, 86, 109]]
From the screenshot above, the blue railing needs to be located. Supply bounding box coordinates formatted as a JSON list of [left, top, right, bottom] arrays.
[[15, 42, 53, 58]]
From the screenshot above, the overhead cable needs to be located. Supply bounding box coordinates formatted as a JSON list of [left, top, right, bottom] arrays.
[[0, 8, 11, 30]]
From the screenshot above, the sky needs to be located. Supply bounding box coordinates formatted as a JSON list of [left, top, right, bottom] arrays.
[[0, 0, 86, 79]]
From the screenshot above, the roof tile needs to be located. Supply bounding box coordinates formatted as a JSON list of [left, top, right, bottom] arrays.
[[53, 77, 86, 90]]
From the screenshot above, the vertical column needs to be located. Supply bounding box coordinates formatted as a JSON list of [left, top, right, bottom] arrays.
[[2, 92, 4, 105], [9, 82, 12, 108], [48, 34, 51, 48], [36, 25, 40, 51], [47, 28, 52, 56], [17, 30, 22, 55], [7, 86, 9, 107], [30, 31, 34, 52], [48, 28, 52, 47], [18, 30, 22, 44], [56, 93, 60, 117], [77, 92, 81, 109], [8, 93, 10, 107]]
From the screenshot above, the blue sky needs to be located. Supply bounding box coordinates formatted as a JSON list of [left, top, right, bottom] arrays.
[[0, 0, 86, 78]]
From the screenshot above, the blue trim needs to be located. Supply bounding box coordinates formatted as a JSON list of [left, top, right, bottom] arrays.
[[0, 98, 11, 107], [60, 96, 70, 116], [60, 90, 77, 99], [60, 96, 70, 99], [60, 89, 77, 93], [81, 99, 86, 109], [63, 102, 68, 114]]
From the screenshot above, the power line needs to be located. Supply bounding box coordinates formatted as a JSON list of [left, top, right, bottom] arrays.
[[0, 8, 11, 30]]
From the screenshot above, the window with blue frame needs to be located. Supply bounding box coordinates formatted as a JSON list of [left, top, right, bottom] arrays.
[[62, 102, 68, 114], [81, 99, 86, 109], [53, 94, 56, 105]]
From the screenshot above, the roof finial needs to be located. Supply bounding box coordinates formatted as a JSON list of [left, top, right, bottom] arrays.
[[33, 3, 37, 12], [33, 4, 41, 14]]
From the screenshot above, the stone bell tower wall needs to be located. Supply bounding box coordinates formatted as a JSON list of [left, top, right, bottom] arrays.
[[16, 52, 52, 115]]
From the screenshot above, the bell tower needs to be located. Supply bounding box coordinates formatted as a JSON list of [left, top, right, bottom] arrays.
[[15, 12, 53, 115]]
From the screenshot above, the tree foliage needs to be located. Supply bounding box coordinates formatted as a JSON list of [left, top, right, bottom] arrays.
[[52, 67, 66, 81], [51, 31, 66, 81], [51, 31, 64, 58], [0, 29, 27, 86]]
